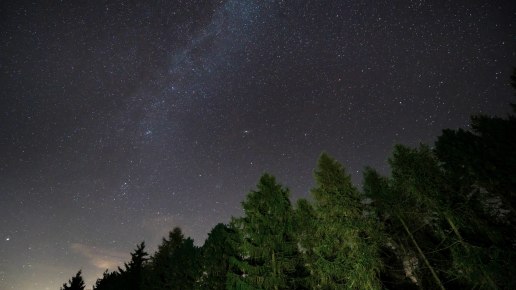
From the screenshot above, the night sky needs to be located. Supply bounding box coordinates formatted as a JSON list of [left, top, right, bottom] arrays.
[[1, 1, 515, 289]]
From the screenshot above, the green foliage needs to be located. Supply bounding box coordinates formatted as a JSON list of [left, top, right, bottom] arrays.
[[363, 167, 420, 290], [197, 223, 236, 289], [145, 227, 201, 290], [294, 198, 316, 274], [61, 270, 86, 290], [309, 153, 382, 289], [364, 138, 516, 289], [435, 106, 516, 289], [227, 173, 304, 290]]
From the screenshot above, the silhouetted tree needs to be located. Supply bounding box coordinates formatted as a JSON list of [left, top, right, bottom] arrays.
[[145, 227, 201, 290], [93, 270, 122, 290], [61, 270, 85, 290], [435, 108, 516, 288], [116, 242, 149, 290]]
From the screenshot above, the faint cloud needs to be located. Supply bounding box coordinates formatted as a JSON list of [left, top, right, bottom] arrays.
[[70, 243, 127, 270]]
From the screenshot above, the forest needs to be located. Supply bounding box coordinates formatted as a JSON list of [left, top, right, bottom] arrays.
[[61, 72, 516, 290]]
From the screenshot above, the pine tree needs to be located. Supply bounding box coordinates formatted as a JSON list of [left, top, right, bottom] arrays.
[[435, 106, 516, 288], [61, 270, 86, 290], [385, 145, 452, 289], [366, 144, 512, 289], [93, 243, 148, 290], [197, 223, 236, 289], [93, 270, 122, 290], [310, 153, 382, 289], [145, 227, 201, 290], [118, 242, 149, 290], [227, 173, 302, 289], [362, 167, 418, 289]]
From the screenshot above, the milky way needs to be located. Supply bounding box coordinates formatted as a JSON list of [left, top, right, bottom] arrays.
[[1, 1, 515, 289]]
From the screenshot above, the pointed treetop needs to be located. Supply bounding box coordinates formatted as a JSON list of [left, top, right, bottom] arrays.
[[61, 270, 86, 290], [313, 152, 358, 204]]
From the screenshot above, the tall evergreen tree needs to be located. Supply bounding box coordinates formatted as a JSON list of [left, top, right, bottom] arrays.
[[435, 106, 516, 288], [363, 167, 420, 290], [197, 223, 236, 289], [309, 153, 382, 289], [387, 145, 458, 289], [227, 173, 303, 289], [118, 242, 149, 290], [366, 143, 514, 289], [61, 270, 86, 290], [145, 227, 201, 290]]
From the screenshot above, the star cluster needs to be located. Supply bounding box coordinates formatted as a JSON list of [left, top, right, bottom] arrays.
[[1, 0, 515, 289]]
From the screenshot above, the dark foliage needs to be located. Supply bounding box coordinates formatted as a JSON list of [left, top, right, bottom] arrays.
[[61, 270, 85, 290]]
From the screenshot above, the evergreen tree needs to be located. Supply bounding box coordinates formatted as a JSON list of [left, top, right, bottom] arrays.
[[365, 143, 514, 289], [118, 242, 149, 290], [227, 173, 303, 289], [197, 223, 236, 289], [310, 153, 382, 289], [387, 145, 456, 289], [61, 270, 86, 290], [225, 221, 247, 289], [93, 270, 122, 290], [145, 227, 201, 290], [435, 107, 516, 288], [362, 167, 419, 290]]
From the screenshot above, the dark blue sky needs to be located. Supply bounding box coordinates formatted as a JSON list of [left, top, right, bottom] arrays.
[[1, 0, 515, 288]]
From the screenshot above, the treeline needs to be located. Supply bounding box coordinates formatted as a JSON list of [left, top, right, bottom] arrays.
[[62, 85, 516, 290]]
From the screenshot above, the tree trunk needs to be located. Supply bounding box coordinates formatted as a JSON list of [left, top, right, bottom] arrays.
[[445, 214, 497, 289], [398, 215, 446, 290]]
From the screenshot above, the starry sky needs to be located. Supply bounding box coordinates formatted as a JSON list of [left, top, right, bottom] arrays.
[[0, 0, 515, 289]]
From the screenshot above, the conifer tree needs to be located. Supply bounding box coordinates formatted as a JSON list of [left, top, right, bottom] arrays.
[[93, 270, 122, 290], [118, 242, 149, 290], [145, 227, 201, 290], [362, 167, 418, 289], [310, 153, 382, 289], [385, 145, 452, 289], [61, 270, 86, 290], [435, 106, 516, 289], [365, 144, 515, 289], [197, 223, 236, 289], [227, 173, 302, 289], [148, 227, 184, 289]]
